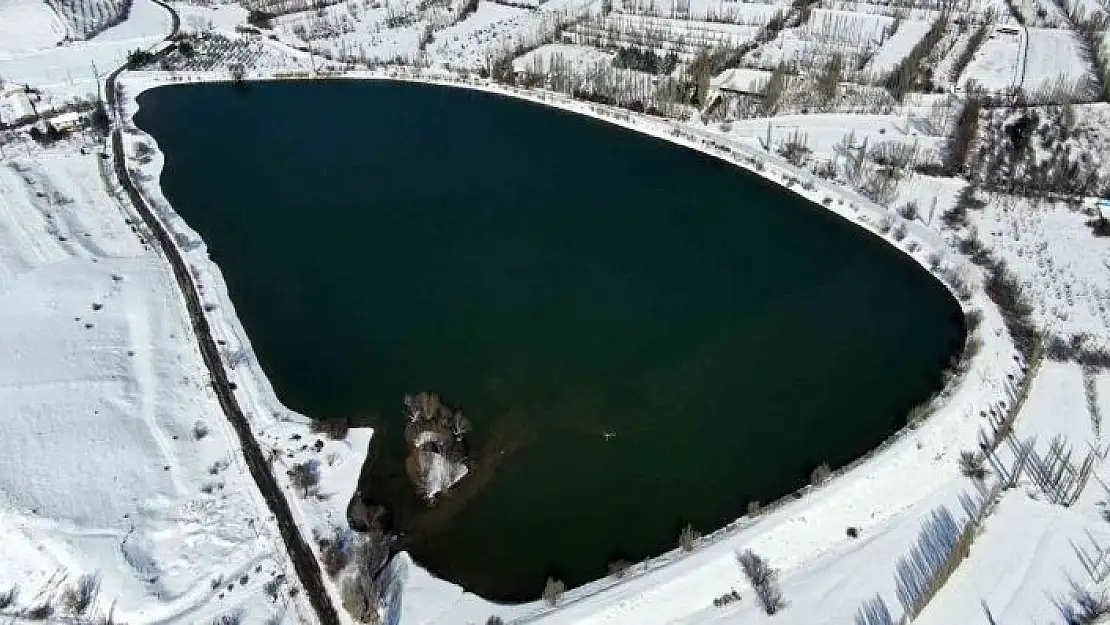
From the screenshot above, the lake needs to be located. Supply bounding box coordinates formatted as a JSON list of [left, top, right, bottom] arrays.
[[134, 79, 965, 602]]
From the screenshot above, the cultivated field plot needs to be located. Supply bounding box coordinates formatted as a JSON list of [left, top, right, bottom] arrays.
[[1020, 27, 1094, 97], [619, 0, 786, 25], [46, 0, 134, 39], [958, 26, 1021, 92], [862, 18, 934, 76], [513, 42, 614, 72], [973, 194, 1110, 349], [723, 112, 945, 161], [429, 2, 543, 68], [745, 9, 896, 71], [0, 0, 169, 102], [567, 13, 761, 58], [158, 32, 313, 71], [0, 0, 67, 54], [1007, 0, 1068, 26], [1058, 0, 1107, 21]]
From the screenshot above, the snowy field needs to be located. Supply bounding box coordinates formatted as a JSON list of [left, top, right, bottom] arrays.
[[0, 0, 68, 54], [862, 19, 933, 77], [1021, 27, 1094, 97], [513, 43, 614, 73], [0, 0, 170, 102], [958, 26, 1023, 92], [973, 194, 1110, 350], [0, 138, 317, 625]]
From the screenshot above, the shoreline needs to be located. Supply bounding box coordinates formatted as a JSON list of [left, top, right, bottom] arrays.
[[115, 68, 1019, 620]]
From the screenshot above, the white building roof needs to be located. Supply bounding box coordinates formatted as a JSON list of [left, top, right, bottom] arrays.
[[49, 111, 81, 127], [710, 68, 773, 95], [0, 91, 35, 125]]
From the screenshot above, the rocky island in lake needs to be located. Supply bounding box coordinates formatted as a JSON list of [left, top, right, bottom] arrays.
[[403, 392, 471, 502]]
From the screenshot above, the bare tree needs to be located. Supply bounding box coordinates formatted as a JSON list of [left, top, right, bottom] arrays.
[[288, 460, 320, 497], [738, 550, 786, 615], [542, 578, 566, 606]]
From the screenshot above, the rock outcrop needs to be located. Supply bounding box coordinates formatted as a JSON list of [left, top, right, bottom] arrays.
[[402, 392, 471, 502]]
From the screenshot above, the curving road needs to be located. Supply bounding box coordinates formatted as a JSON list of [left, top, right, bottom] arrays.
[[104, 5, 342, 625]]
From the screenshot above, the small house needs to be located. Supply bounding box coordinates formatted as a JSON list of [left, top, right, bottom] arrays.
[[710, 68, 772, 98], [48, 111, 82, 133]]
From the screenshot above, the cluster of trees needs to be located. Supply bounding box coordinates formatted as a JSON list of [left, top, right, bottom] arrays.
[[611, 46, 679, 74], [884, 10, 950, 100], [247, 9, 277, 28], [970, 106, 1106, 198], [504, 51, 692, 117], [46, 0, 133, 40], [126, 48, 157, 69]]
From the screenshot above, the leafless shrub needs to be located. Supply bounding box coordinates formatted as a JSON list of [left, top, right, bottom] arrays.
[[341, 574, 381, 623], [212, 611, 244, 625], [877, 214, 893, 234], [542, 577, 566, 606], [776, 129, 810, 167], [748, 500, 761, 516], [897, 201, 919, 221], [937, 265, 972, 301], [906, 402, 932, 425], [288, 459, 320, 497], [607, 560, 632, 578], [0, 585, 17, 609], [1059, 587, 1110, 625], [24, 600, 54, 620], [958, 451, 986, 480], [317, 527, 352, 577], [192, 420, 209, 440], [892, 222, 908, 241], [810, 462, 832, 486], [965, 309, 983, 334], [950, 25, 989, 83], [132, 142, 154, 163], [927, 252, 942, 271], [61, 573, 101, 615], [486, 617, 506, 625], [737, 550, 785, 615], [678, 524, 701, 552]]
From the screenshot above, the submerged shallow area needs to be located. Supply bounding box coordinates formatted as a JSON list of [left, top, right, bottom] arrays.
[[134, 79, 964, 601]]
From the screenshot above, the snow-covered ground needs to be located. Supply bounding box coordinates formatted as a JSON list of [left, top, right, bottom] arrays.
[[0, 137, 318, 625], [972, 194, 1110, 350], [0, 0, 170, 103]]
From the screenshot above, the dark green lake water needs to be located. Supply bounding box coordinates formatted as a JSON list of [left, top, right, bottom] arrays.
[[135, 80, 964, 602]]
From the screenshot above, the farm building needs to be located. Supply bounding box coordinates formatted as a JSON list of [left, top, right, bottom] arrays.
[[0, 86, 36, 126], [710, 68, 773, 97], [48, 111, 82, 132]]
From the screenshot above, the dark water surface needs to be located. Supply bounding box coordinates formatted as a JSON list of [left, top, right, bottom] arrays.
[[135, 80, 964, 601]]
